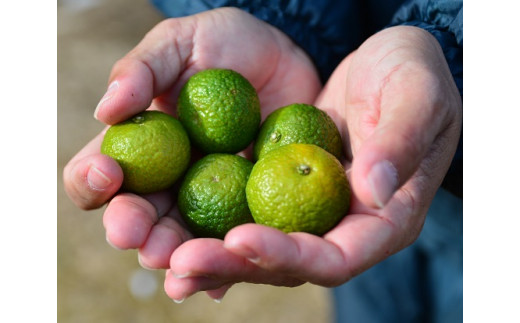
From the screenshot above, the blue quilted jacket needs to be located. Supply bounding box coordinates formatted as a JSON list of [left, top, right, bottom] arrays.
[[151, 0, 463, 198]]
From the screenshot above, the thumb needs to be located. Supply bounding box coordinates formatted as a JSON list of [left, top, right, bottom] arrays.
[[349, 65, 458, 209], [344, 26, 463, 209], [93, 18, 195, 124]]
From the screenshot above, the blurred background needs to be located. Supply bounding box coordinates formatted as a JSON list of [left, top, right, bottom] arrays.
[[57, 0, 334, 322]]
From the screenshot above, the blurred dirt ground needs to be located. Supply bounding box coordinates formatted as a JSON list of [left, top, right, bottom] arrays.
[[57, 0, 334, 322]]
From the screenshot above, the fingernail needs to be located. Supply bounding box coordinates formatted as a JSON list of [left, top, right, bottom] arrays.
[[137, 253, 154, 271], [106, 234, 123, 250], [172, 271, 192, 279], [87, 166, 112, 190], [94, 80, 119, 120], [224, 242, 260, 264], [172, 297, 185, 304], [367, 160, 398, 208], [209, 285, 231, 303], [246, 256, 261, 264]]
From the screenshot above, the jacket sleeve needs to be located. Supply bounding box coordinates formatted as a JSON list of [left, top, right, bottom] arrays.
[[388, 0, 463, 198]]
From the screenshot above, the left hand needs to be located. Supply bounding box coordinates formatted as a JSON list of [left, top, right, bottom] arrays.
[[164, 26, 462, 302]]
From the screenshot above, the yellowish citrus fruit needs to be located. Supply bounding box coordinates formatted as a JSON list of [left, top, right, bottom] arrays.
[[253, 103, 343, 161], [178, 153, 254, 239], [177, 68, 261, 154], [101, 111, 191, 194], [246, 143, 350, 235]]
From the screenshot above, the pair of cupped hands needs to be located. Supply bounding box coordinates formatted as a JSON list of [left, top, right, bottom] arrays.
[[64, 8, 461, 302]]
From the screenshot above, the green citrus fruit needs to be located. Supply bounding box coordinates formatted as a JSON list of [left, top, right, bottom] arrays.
[[246, 143, 350, 235], [101, 111, 191, 194], [253, 103, 343, 161], [178, 153, 254, 239], [177, 68, 261, 154]]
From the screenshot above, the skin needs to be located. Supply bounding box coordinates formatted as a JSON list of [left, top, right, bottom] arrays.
[[63, 8, 462, 302]]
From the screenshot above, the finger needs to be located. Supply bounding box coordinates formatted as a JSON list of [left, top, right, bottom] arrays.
[[165, 277, 233, 303], [164, 270, 220, 303], [63, 131, 123, 210], [346, 27, 461, 209], [138, 206, 193, 269], [170, 238, 302, 288], [224, 224, 350, 287], [103, 192, 159, 250], [349, 91, 459, 209], [205, 283, 234, 303], [349, 68, 459, 209], [94, 17, 196, 124], [165, 270, 226, 303], [224, 207, 417, 287]]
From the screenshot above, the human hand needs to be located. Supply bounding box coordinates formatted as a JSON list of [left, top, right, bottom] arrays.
[[164, 26, 462, 302], [63, 7, 320, 271]]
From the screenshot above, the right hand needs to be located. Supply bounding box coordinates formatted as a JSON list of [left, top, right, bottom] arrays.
[[63, 7, 320, 274]]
